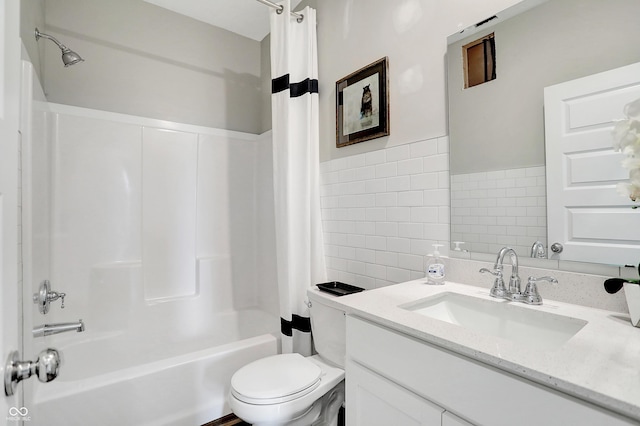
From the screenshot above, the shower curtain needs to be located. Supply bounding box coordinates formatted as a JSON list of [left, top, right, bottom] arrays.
[[270, 0, 326, 356]]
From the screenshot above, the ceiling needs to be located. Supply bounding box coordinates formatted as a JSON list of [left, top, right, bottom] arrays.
[[144, 0, 302, 42]]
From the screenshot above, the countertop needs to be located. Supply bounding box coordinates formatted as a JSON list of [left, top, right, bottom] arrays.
[[312, 280, 640, 422]]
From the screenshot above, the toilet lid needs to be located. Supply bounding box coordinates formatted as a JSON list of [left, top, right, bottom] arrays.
[[231, 353, 322, 404]]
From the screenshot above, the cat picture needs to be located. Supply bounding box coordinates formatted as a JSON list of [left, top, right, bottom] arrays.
[[360, 85, 373, 118]]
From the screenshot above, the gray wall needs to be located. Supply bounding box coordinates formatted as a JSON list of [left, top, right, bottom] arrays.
[[20, 0, 45, 74], [316, 0, 522, 162], [448, 0, 640, 174], [37, 0, 262, 134]]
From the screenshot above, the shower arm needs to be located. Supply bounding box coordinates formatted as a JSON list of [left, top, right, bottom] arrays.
[[35, 29, 71, 52]]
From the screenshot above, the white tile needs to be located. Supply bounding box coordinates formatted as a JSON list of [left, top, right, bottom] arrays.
[[365, 178, 386, 194], [376, 192, 398, 207], [386, 175, 411, 192], [398, 191, 424, 206], [386, 207, 411, 222], [386, 266, 411, 283], [410, 207, 439, 223], [399, 222, 423, 239], [347, 153, 366, 169], [505, 168, 526, 178], [437, 136, 449, 154], [356, 248, 376, 263], [376, 251, 398, 267], [398, 253, 424, 271], [410, 139, 438, 158], [338, 246, 356, 260], [397, 158, 423, 176], [365, 263, 387, 280], [376, 162, 397, 178], [365, 235, 387, 250], [386, 145, 410, 162], [422, 189, 449, 206], [356, 221, 376, 235], [423, 224, 450, 241], [438, 171, 450, 189], [422, 154, 449, 172], [353, 165, 376, 181], [347, 234, 367, 248], [365, 149, 386, 165], [347, 260, 367, 275], [376, 222, 398, 237], [366, 207, 387, 221], [387, 237, 411, 253], [331, 157, 348, 171], [411, 173, 439, 190]]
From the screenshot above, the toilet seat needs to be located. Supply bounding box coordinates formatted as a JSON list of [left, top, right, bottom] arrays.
[[231, 353, 322, 405]]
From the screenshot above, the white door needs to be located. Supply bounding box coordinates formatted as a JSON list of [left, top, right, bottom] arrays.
[[1, 0, 24, 423], [545, 62, 640, 265], [346, 359, 444, 426]]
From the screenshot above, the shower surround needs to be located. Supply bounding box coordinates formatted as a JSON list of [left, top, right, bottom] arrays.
[[21, 60, 279, 425]]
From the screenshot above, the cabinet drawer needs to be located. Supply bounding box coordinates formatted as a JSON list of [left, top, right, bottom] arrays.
[[347, 315, 635, 426]]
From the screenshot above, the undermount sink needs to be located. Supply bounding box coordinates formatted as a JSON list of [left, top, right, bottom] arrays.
[[400, 292, 587, 350]]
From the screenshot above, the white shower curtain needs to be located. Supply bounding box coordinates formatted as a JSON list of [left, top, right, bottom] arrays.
[[270, 0, 326, 356]]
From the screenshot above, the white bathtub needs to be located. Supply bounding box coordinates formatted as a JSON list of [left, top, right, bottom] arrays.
[[29, 309, 279, 426]]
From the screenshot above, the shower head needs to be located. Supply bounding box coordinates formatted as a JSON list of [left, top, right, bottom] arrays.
[[35, 28, 84, 67]]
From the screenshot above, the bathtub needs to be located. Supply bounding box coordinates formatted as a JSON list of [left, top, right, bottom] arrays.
[[29, 309, 279, 426]]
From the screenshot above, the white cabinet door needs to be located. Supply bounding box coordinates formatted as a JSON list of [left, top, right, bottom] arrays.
[[442, 412, 475, 426], [1, 0, 23, 422], [346, 359, 444, 426], [544, 62, 640, 265]]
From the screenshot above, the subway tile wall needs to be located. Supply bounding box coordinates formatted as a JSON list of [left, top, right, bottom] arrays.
[[450, 166, 547, 257], [320, 137, 450, 290]]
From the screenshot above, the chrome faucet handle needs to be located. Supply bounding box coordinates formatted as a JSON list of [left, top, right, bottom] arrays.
[[33, 280, 66, 315], [479, 268, 509, 299], [523, 276, 558, 305]]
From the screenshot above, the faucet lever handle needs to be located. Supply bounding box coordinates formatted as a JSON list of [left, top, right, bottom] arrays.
[[523, 276, 557, 305], [479, 267, 501, 277]]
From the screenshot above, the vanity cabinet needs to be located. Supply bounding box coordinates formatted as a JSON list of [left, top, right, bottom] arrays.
[[346, 315, 636, 426]]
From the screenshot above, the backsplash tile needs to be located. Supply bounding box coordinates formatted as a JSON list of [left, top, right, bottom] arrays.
[[321, 136, 450, 289]]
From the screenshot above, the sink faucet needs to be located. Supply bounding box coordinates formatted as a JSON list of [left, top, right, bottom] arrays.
[[480, 247, 522, 301], [33, 319, 85, 338]]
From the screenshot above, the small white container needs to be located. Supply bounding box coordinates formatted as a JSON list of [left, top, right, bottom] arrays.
[[623, 282, 640, 327]]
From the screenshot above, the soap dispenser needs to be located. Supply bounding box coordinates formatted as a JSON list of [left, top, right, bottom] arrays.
[[425, 244, 445, 285]]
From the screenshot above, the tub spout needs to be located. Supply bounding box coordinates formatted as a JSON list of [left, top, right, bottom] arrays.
[[33, 319, 85, 338]]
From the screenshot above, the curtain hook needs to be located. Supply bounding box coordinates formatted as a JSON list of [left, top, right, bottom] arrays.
[[276, 5, 284, 14], [296, 14, 304, 23]]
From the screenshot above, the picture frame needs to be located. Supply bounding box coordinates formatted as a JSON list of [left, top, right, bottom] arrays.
[[336, 57, 389, 148]]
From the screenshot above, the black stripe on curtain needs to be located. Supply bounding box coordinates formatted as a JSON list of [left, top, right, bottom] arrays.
[[272, 74, 319, 97], [280, 315, 312, 337]]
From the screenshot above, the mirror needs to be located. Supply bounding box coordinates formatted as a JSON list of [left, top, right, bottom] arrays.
[[447, 0, 640, 265]]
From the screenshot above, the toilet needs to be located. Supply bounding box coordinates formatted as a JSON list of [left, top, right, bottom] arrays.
[[228, 288, 347, 426]]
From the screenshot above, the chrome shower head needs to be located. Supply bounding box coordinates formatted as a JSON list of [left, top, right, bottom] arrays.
[[35, 28, 84, 67]]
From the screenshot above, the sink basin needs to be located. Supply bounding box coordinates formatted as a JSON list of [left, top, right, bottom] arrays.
[[400, 292, 587, 350]]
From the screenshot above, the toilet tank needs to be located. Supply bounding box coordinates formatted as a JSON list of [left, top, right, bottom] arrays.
[[307, 288, 346, 368]]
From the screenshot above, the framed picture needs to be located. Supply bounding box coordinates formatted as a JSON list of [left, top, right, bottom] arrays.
[[336, 57, 389, 148]]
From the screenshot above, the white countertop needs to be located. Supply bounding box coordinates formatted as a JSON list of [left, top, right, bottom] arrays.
[[314, 280, 640, 422]]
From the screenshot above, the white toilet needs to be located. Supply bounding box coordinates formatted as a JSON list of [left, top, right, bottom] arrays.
[[228, 288, 346, 426]]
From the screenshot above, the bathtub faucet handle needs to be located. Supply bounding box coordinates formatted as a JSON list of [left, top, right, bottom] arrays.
[[33, 280, 66, 314]]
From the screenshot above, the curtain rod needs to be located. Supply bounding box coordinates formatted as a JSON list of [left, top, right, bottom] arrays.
[[255, 0, 304, 23]]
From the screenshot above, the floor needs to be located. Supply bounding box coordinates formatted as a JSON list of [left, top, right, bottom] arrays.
[[201, 413, 250, 426]]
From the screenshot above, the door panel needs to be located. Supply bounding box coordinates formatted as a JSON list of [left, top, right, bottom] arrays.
[[1, 0, 24, 422], [545, 62, 640, 265]]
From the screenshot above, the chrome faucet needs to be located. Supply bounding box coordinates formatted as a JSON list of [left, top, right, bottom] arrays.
[[480, 247, 522, 301], [33, 319, 85, 338], [530, 241, 546, 258], [522, 276, 558, 305]]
